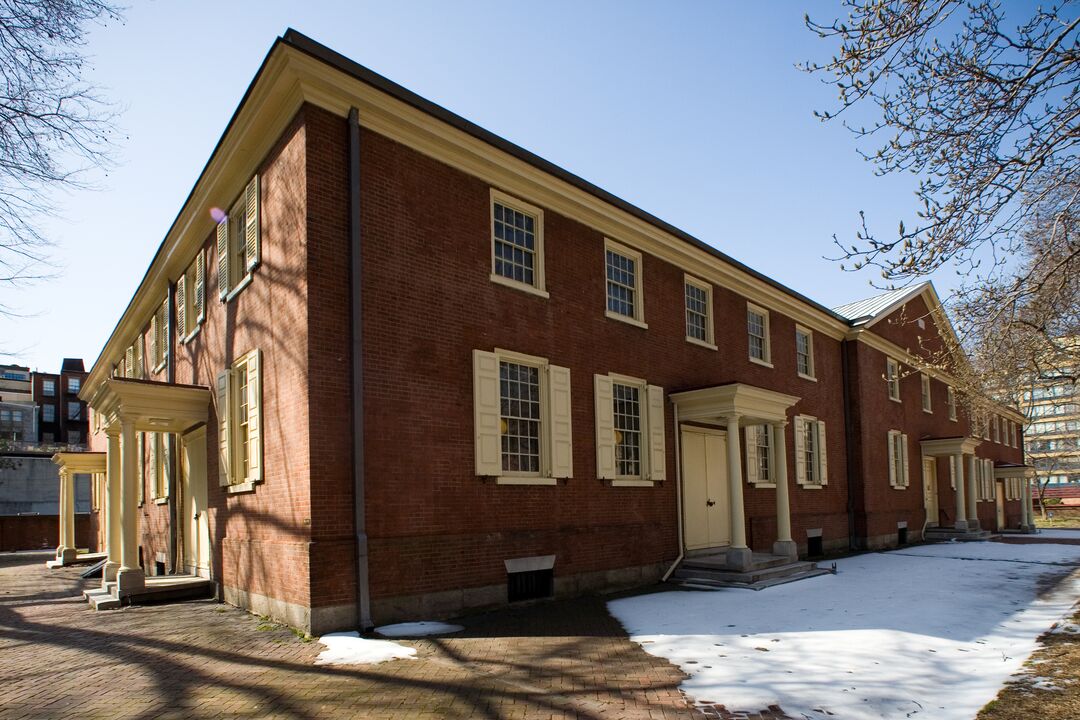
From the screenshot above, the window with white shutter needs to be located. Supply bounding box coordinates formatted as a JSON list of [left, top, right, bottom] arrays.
[[745, 424, 773, 486], [217, 175, 260, 301], [888, 430, 909, 488], [178, 249, 207, 343], [594, 372, 665, 486], [886, 358, 901, 401], [217, 349, 263, 491], [795, 415, 827, 487], [149, 298, 168, 372], [472, 349, 573, 484], [947, 386, 958, 421]]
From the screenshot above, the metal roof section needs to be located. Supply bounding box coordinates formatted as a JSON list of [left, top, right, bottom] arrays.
[[832, 283, 931, 326]]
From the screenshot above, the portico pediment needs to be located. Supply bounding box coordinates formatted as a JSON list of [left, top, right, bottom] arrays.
[[89, 377, 211, 434], [52, 451, 107, 474], [669, 383, 800, 425], [993, 463, 1035, 480], [919, 436, 982, 457]]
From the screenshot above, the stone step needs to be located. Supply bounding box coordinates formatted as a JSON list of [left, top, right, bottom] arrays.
[[671, 566, 832, 591], [924, 528, 993, 542], [682, 553, 791, 572], [672, 560, 823, 586]]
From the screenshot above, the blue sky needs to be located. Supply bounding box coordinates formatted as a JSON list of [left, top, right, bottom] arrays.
[[1, 0, 930, 372]]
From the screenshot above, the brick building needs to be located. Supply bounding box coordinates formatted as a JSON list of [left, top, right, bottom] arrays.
[[63, 31, 1031, 634], [32, 359, 89, 446]]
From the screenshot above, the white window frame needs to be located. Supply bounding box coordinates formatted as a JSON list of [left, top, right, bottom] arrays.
[[794, 414, 828, 488], [604, 239, 647, 328], [42, 379, 55, 397], [178, 250, 207, 344], [947, 386, 957, 421], [745, 424, 775, 488], [489, 189, 548, 298], [67, 377, 81, 394], [42, 404, 55, 423], [921, 374, 933, 414], [747, 302, 773, 367], [149, 298, 168, 373], [795, 325, 816, 381], [594, 372, 665, 487], [66, 402, 81, 421], [888, 430, 910, 489], [683, 274, 715, 349], [148, 432, 171, 503], [217, 348, 262, 494], [217, 175, 260, 302], [886, 357, 901, 402], [993, 415, 1000, 443]]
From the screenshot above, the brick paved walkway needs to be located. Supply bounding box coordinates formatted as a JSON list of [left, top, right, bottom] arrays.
[[0, 551, 753, 719]]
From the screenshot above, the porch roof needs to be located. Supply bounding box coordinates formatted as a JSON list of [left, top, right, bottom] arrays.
[[668, 383, 800, 425], [919, 436, 982, 457], [51, 451, 106, 474], [994, 463, 1035, 480], [88, 377, 211, 435]]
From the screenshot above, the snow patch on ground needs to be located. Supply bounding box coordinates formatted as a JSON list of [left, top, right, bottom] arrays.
[[609, 542, 1080, 720], [375, 621, 464, 637], [1034, 529, 1080, 540], [314, 631, 417, 665]]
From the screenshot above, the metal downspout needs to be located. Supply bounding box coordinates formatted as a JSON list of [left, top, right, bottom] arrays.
[[349, 107, 373, 631], [661, 403, 684, 582], [167, 280, 179, 573], [841, 340, 857, 551]]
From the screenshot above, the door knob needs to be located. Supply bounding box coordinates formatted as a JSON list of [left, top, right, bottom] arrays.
[[706, 499, 716, 507]]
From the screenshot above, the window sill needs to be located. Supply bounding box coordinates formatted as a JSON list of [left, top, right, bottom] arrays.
[[179, 326, 202, 346], [889, 396, 902, 404], [225, 479, 259, 494], [222, 272, 254, 303], [749, 482, 777, 489], [798, 373, 817, 382], [610, 478, 655, 487], [154, 497, 169, 505], [496, 476, 558, 486], [605, 310, 648, 330], [152, 360, 167, 375], [949, 417, 958, 422], [489, 273, 549, 298], [749, 356, 774, 369], [798, 483, 824, 490], [923, 408, 933, 415], [890, 485, 908, 490], [686, 336, 718, 351]]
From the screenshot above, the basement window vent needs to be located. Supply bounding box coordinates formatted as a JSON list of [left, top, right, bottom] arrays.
[[806, 536, 824, 558], [507, 568, 553, 603], [898, 527, 909, 545]]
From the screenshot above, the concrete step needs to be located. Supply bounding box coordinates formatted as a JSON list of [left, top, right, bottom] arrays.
[[682, 553, 791, 572], [672, 566, 832, 591], [672, 560, 825, 587], [124, 578, 214, 605], [924, 528, 993, 542], [89, 591, 121, 610]]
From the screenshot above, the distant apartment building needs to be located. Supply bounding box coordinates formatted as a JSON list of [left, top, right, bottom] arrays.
[[1021, 361, 1080, 488], [32, 359, 89, 446], [0, 365, 35, 442]]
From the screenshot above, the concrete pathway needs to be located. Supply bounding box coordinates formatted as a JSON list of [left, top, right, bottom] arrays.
[[0, 551, 706, 719]]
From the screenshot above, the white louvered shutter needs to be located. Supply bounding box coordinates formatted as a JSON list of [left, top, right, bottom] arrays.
[[176, 273, 187, 339], [124, 346, 134, 379], [646, 385, 666, 481], [246, 350, 262, 484], [594, 375, 616, 480], [818, 421, 828, 485], [161, 299, 169, 363], [901, 433, 909, 487], [472, 350, 501, 476], [888, 432, 898, 487], [216, 370, 232, 486], [745, 425, 760, 484], [137, 432, 145, 504], [163, 434, 173, 497], [148, 434, 158, 499], [794, 417, 806, 485], [217, 219, 229, 299], [950, 455, 957, 489], [195, 249, 206, 324], [547, 364, 573, 479], [245, 175, 260, 271], [149, 313, 158, 368]]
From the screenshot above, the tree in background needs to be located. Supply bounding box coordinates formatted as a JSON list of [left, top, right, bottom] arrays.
[[804, 1, 1079, 404], [0, 0, 123, 306]]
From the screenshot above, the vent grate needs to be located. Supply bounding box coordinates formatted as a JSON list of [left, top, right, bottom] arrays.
[[507, 568, 553, 603]]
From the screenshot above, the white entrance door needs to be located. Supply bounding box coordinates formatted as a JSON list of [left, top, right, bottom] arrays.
[[922, 457, 939, 526], [995, 481, 1006, 530], [682, 427, 731, 550], [182, 429, 211, 577]]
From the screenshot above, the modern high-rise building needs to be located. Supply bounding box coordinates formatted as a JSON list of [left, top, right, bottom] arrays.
[[1021, 355, 1080, 489]]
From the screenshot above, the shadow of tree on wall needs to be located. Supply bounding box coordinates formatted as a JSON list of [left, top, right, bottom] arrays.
[[0, 552, 703, 720]]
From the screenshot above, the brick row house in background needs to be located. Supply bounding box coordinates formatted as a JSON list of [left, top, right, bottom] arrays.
[[60, 31, 1033, 634]]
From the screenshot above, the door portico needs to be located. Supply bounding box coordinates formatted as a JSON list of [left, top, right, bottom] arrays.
[[670, 383, 800, 571], [48, 451, 107, 568]]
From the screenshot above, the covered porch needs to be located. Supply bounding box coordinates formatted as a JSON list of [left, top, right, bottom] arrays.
[[82, 377, 214, 609], [669, 383, 823, 585], [920, 436, 993, 540], [46, 451, 107, 568], [994, 463, 1037, 533]]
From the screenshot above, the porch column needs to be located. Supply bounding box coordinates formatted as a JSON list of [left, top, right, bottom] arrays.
[[116, 418, 144, 596], [771, 421, 797, 561], [966, 454, 980, 531], [725, 414, 752, 571], [1022, 475, 1035, 532], [953, 454, 968, 531], [56, 469, 76, 564], [104, 427, 122, 584]]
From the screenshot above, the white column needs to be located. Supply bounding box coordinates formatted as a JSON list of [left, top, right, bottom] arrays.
[[55, 469, 75, 563], [953, 454, 968, 531], [104, 428, 122, 583], [771, 421, 797, 561], [966, 455, 980, 531], [116, 418, 144, 595], [64, 470, 76, 553], [725, 414, 752, 571], [1022, 475, 1035, 531]]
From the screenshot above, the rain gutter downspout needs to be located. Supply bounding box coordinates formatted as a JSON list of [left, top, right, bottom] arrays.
[[662, 402, 684, 581], [841, 339, 858, 551], [349, 107, 373, 631], [167, 280, 179, 573]]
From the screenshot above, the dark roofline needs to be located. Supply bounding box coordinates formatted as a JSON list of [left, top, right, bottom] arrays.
[[281, 29, 850, 325]]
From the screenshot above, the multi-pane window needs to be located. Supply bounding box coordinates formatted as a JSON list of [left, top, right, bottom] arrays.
[[0, 409, 22, 441], [217, 348, 262, 490], [216, 175, 260, 300], [921, 374, 932, 413], [43, 404, 55, 422], [947, 386, 957, 421], [605, 242, 644, 324], [499, 361, 541, 474], [149, 298, 168, 370], [67, 402, 81, 421], [177, 250, 207, 341], [493, 202, 537, 287], [993, 416, 1000, 443], [747, 304, 771, 364], [888, 430, 910, 488], [886, 358, 901, 401], [795, 415, 828, 487], [67, 377, 81, 394], [755, 425, 771, 482], [795, 326, 814, 378], [612, 383, 642, 477], [68, 430, 81, 445], [684, 277, 712, 345], [42, 380, 55, 396], [236, 360, 251, 480], [803, 419, 817, 485]]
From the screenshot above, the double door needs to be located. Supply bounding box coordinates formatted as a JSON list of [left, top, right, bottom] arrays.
[[682, 427, 731, 550]]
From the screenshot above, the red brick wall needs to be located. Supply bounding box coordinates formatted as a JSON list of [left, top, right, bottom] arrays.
[[0, 513, 98, 552], [344, 118, 852, 603]]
